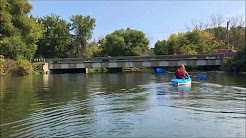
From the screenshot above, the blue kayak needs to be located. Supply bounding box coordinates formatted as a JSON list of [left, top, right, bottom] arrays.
[[171, 77, 192, 85]]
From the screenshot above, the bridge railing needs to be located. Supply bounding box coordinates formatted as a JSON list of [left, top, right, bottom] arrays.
[[43, 54, 234, 63], [30, 58, 46, 63]]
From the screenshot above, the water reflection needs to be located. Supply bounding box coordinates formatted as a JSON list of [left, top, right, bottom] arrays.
[[0, 72, 245, 137], [176, 84, 191, 93], [176, 84, 191, 99]]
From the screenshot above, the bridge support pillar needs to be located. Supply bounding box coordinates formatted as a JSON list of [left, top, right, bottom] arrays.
[[43, 63, 49, 74]]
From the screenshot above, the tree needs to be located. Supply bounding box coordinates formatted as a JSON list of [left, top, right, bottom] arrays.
[[154, 40, 170, 55], [180, 44, 197, 55], [229, 26, 245, 52], [70, 15, 96, 57], [229, 14, 245, 27], [191, 19, 209, 30], [85, 41, 102, 57], [210, 13, 225, 28], [205, 27, 227, 43], [0, 0, 44, 60], [35, 14, 71, 58], [228, 15, 245, 52], [103, 28, 149, 56], [167, 32, 189, 54], [154, 29, 227, 55]]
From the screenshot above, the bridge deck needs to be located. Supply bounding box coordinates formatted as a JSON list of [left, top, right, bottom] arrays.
[[42, 54, 233, 70], [45, 54, 227, 63]]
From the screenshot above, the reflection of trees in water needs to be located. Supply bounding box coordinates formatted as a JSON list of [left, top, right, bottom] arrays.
[[33, 73, 149, 137], [100, 72, 152, 93], [0, 74, 96, 137], [0, 75, 40, 121], [170, 80, 246, 115], [3, 72, 222, 137], [0, 75, 41, 136], [93, 73, 152, 114], [38, 73, 95, 114], [199, 72, 246, 87], [0, 77, 6, 100], [86, 73, 152, 136]]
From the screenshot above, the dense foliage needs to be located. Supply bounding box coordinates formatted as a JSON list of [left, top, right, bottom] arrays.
[[154, 29, 228, 55], [0, 55, 5, 75], [70, 15, 96, 57], [0, 0, 44, 60], [206, 26, 245, 52], [35, 14, 71, 58], [1, 57, 33, 76], [154, 18, 245, 55], [223, 52, 246, 72], [35, 14, 96, 58], [102, 28, 149, 56]]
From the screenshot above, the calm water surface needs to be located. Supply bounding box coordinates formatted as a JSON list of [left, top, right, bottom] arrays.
[[0, 72, 245, 137]]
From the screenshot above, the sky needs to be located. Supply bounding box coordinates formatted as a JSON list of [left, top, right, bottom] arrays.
[[30, 0, 245, 47]]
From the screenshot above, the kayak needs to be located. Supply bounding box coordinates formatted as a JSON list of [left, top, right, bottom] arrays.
[[171, 77, 192, 85]]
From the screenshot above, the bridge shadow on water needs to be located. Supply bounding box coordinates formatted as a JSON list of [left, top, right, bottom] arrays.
[[50, 68, 87, 74]]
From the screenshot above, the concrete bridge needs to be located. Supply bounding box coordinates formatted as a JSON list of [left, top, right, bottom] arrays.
[[39, 54, 233, 73]]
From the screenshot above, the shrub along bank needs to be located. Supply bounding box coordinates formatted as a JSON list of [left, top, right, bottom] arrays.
[[0, 55, 44, 76], [222, 52, 246, 72]]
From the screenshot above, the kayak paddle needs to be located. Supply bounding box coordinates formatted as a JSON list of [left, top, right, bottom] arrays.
[[156, 68, 208, 80], [190, 75, 208, 80], [155, 68, 167, 74]]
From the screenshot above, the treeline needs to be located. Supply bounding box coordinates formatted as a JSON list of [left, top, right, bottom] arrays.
[[1, 0, 245, 60], [0, 0, 246, 75], [35, 16, 150, 58], [0, 1, 150, 59], [0, 0, 150, 75], [154, 14, 245, 55]]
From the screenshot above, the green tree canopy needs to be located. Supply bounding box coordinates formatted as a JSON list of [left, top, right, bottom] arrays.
[[206, 27, 227, 42], [85, 41, 102, 57], [102, 28, 149, 56], [154, 29, 227, 55], [228, 26, 245, 52], [154, 40, 171, 55], [35, 14, 71, 58], [70, 15, 96, 57], [0, 0, 44, 60]]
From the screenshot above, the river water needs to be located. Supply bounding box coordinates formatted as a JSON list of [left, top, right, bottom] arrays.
[[0, 72, 245, 137]]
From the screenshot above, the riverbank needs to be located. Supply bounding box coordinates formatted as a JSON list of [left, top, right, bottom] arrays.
[[0, 55, 45, 76], [222, 52, 246, 72]]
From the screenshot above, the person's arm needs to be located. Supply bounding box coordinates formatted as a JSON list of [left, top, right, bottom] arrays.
[[186, 70, 190, 78], [184, 69, 190, 78], [174, 69, 178, 77]]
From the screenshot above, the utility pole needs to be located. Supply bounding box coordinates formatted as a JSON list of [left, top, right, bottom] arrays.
[[226, 21, 230, 48]]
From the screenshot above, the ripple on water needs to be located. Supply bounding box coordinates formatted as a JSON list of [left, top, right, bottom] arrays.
[[140, 81, 246, 115], [0, 73, 245, 137]]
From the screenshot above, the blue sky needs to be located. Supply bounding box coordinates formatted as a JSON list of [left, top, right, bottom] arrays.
[[30, 0, 245, 47]]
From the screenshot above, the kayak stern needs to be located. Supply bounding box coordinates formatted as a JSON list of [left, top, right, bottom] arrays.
[[171, 77, 192, 85]]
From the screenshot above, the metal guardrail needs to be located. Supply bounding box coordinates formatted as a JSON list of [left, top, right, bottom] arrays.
[[32, 54, 235, 63]]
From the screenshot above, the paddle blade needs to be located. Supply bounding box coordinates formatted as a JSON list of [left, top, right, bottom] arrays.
[[156, 68, 167, 74], [196, 75, 208, 80]]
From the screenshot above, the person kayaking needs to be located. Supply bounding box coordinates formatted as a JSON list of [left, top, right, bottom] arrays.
[[175, 64, 190, 79]]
